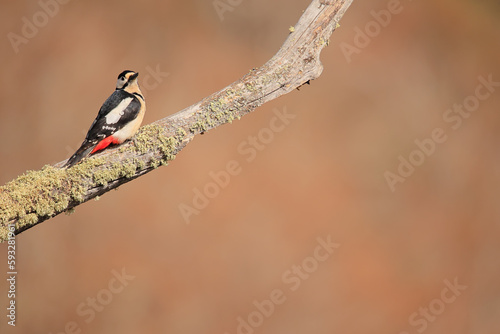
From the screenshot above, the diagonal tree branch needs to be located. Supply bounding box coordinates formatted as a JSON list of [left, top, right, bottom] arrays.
[[0, 0, 354, 242]]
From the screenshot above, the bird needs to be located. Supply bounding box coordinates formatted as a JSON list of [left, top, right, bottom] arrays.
[[64, 70, 146, 168]]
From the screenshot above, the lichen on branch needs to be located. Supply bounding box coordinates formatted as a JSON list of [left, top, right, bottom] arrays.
[[0, 0, 354, 242]]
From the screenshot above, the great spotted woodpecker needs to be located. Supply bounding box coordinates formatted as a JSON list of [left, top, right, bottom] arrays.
[[64, 70, 146, 168]]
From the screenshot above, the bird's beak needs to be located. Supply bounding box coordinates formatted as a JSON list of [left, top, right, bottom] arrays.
[[130, 72, 139, 81]]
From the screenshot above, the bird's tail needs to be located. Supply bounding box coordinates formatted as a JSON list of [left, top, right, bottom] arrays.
[[64, 140, 97, 168]]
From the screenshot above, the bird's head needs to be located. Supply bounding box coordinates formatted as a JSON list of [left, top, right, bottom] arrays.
[[116, 70, 140, 91]]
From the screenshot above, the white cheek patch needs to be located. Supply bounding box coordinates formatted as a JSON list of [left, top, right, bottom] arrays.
[[105, 97, 133, 124]]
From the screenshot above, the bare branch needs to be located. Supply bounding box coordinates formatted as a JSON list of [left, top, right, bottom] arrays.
[[0, 0, 354, 242]]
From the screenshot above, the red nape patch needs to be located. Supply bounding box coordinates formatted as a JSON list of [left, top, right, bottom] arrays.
[[91, 136, 120, 154]]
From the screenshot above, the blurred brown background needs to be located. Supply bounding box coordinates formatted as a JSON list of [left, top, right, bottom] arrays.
[[1, 0, 499, 333]]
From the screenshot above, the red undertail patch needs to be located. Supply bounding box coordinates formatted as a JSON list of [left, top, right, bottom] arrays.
[[91, 136, 120, 154]]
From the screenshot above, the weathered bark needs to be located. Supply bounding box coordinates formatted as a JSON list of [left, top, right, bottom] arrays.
[[0, 0, 354, 242]]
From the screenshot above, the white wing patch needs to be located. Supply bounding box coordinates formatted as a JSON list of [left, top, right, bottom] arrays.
[[105, 97, 133, 124]]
